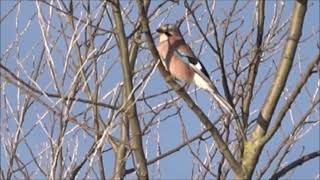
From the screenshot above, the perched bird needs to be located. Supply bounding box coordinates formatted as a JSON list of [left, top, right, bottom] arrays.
[[156, 24, 234, 113]]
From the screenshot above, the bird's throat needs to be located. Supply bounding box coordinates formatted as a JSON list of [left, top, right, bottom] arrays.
[[159, 34, 168, 43]]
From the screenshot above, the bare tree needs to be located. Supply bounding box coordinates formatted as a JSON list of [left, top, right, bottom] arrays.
[[1, 0, 319, 179]]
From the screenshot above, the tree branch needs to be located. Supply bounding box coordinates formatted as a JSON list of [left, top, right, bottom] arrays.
[[252, 0, 308, 139], [0, 63, 118, 110], [239, 1, 308, 179], [136, 0, 242, 176], [263, 52, 320, 143], [242, 0, 265, 129], [270, 150, 320, 180], [111, 0, 148, 179]]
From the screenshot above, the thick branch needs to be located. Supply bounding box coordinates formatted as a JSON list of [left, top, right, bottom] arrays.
[[111, 0, 148, 179], [263, 52, 320, 143], [239, 1, 308, 179], [253, 0, 308, 138]]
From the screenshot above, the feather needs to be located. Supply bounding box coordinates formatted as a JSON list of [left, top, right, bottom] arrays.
[[174, 49, 210, 79], [207, 86, 234, 113], [156, 24, 234, 114], [188, 59, 234, 113]]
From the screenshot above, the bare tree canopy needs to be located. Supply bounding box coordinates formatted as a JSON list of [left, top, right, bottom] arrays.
[[1, 0, 319, 179]]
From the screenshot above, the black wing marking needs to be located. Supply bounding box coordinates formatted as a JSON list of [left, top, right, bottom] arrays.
[[174, 49, 210, 79]]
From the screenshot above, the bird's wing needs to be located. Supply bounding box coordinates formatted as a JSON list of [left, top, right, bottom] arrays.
[[174, 45, 211, 82], [174, 45, 234, 113]]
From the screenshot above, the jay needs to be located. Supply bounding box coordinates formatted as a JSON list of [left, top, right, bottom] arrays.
[[156, 24, 234, 113]]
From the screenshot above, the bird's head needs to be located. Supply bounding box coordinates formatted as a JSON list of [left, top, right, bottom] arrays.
[[157, 24, 182, 42]]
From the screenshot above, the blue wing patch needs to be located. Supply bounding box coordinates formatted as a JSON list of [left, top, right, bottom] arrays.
[[174, 49, 197, 65], [174, 49, 210, 78]]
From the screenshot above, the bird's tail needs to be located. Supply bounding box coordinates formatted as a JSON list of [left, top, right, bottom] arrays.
[[207, 88, 234, 114]]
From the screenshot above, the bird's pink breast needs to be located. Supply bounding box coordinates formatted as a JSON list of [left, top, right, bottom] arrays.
[[169, 55, 194, 82], [157, 41, 194, 82]]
